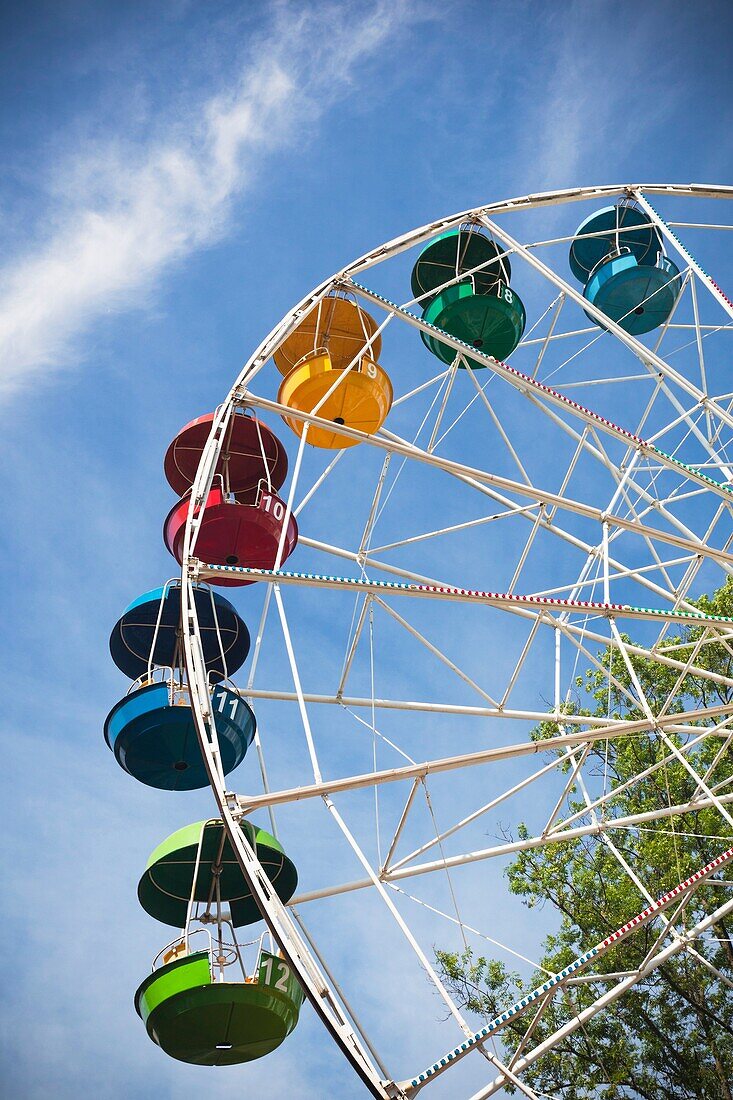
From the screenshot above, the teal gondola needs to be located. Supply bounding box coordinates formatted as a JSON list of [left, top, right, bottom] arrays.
[[583, 251, 682, 336], [569, 203, 681, 334]]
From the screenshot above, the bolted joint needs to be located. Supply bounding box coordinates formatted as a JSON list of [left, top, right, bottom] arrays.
[[226, 794, 245, 819]]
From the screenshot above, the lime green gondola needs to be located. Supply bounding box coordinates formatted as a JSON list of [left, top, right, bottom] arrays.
[[138, 819, 298, 927], [135, 948, 304, 1065]]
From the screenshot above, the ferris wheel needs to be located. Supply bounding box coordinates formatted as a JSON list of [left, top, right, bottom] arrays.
[[105, 183, 733, 1097]]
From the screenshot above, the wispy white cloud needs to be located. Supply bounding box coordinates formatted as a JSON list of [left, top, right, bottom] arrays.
[[517, 1, 682, 192], [0, 1, 412, 401]]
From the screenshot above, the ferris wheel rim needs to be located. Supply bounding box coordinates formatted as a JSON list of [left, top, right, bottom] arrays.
[[176, 182, 733, 1098], [181, 184, 732, 423]]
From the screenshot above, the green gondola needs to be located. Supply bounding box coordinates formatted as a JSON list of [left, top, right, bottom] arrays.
[[411, 226, 510, 304], [421, 280, 526, 365], [138, 819, 298, 927], [412, 227, 526, 363], [135, 947, 305, 1065]]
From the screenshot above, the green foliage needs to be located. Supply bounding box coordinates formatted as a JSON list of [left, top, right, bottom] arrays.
[[437, 578, 733, 1099]]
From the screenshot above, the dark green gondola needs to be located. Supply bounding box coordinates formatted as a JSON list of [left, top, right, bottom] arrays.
[[421, 280, 526, 364], [411, 227, 510, 302], [412, 227, 526, 363]]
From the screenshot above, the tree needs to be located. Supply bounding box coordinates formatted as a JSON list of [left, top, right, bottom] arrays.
[[437, 578, 733, 1099]]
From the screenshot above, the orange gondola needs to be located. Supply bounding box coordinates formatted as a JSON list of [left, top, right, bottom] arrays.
[[274, 296, 392, 449]]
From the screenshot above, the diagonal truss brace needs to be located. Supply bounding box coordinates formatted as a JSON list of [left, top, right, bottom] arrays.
[[234, 392, 733, 572], [195, 562, 733, 629], [402, 846, 733, 1094]]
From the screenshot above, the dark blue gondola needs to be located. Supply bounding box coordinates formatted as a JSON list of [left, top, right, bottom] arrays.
[[109, 583, 250, 683], [104, 681, 256, 791]]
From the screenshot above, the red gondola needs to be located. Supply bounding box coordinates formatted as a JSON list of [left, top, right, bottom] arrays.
[[164, 483, 298, 587], [164, 409, 288, 505]]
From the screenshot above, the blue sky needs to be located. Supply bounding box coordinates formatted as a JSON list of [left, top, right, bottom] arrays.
[[1, 2, 732, 1097]]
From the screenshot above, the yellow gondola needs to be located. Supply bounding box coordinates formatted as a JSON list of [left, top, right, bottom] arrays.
[[278, 349, 392, 449]]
